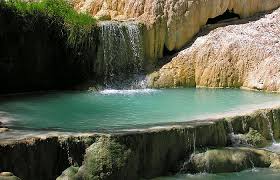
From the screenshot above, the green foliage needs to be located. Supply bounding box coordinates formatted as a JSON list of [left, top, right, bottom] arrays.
[[4, 0, 97, 49]]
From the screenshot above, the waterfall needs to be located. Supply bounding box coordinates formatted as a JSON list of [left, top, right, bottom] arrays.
[[59, 140, 73, 165], [262, 112, 280, 154], [263, 112, 276, 143], [227, 120, 247, 146], [192, 130, 196, 154], [180, 130, 197, 173], [95, 21, 145, 87]]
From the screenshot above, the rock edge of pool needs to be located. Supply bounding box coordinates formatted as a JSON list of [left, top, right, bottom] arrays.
[[2, 105, 280, 180]]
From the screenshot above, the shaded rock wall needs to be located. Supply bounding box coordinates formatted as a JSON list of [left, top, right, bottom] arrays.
[[0, 3, 97, 94], [0, 135, 98, 180], [72, 0, 280, 62]]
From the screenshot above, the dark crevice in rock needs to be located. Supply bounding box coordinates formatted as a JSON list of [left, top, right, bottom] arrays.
[[206, 9, 240, 24], [163, 45, 177, 57]]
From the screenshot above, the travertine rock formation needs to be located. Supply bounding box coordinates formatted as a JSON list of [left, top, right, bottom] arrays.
[[184, 147, 280, 173], [148, 7, 280, 91], [72, 0, 280, 61], [2, 107, 280, 179]]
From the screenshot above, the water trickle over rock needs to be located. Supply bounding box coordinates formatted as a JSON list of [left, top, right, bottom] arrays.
[[95, 21, 145, 86]]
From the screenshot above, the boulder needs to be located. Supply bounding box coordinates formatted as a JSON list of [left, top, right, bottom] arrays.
[[0, 172, 21, 180], [183, 147, 280, 173], [57, 136, 133, 180], [0, 128, 9, 133], [244, 128, 268, 148], [56, 166, 79, 180]]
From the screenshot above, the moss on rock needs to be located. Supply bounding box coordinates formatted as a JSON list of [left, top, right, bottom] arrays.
[[244, 128, 268, 148], [56, 166, 78, 180], [184, 147, 280, 173], [57, 136, 132, 180]]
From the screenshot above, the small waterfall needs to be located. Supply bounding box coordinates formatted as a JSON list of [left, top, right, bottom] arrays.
[[192, 130, 196, 154], [95, 21, 145, 87], [265, 112, 280, 153], [180, 130, 197, 173], [227, 120, 246, 146], [263, 112, 276, 143], [59, 140, 73, 165]]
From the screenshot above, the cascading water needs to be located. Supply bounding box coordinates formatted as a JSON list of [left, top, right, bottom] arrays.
[[95, 21, 145, 88], [263, 112, 280, 153], [180, 130, 197, 173], [59, 141, 74, 165], [227, 120, 247, 146], [192, 130, 196, 154], [262, 112, 276, 143]]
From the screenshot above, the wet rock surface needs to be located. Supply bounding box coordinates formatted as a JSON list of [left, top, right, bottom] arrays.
[[0, 172, 21, 180], [0, 128, 9, 133], [243, 128, 269, 148], [183, 147, 280, 173]]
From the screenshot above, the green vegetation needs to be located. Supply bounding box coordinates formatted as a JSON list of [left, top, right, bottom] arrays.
[[245, 128, 268, 148], [58, 137, 132, 179], [3, 0, 97, 49]]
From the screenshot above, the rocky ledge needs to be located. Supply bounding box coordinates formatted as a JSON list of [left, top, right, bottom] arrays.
[[1, 107, 280, 179], [148, 7, 280, 92]]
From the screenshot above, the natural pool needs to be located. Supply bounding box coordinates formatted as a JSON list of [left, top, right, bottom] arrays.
[[1, 88, 280, 132], [154, 168, 280, 180]]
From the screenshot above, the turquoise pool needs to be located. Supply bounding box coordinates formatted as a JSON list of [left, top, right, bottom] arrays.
[[1, 88, 280, 132]]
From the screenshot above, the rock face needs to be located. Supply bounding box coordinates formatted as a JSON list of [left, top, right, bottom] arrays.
[[72, 0, 280, 61], [148, 7, 280, 91], [228, 108, 280, 140], [0, 135, 98, 180]]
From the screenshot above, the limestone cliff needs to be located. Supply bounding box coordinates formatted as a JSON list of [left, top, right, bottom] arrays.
[[148, 7, 280, 91], [72, 0, 280, 61]]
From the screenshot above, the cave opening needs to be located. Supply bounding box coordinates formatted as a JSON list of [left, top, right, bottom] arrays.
[[206, 9, 240, 24]]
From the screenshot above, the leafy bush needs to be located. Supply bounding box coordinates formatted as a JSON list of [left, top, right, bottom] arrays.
[[4, 0, 97, 49]]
